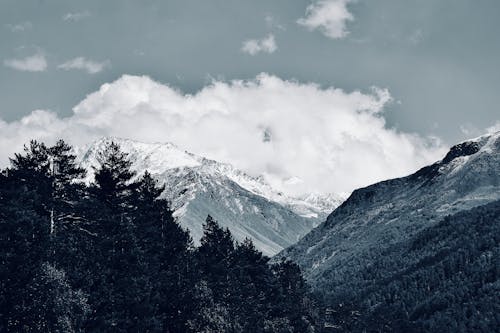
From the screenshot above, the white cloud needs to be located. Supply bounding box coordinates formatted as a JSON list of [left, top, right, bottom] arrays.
[[3, 53, 47, 72], [63, 11, 91, 22], [241, 34, 277, 55], [5, 21, 32, 32], [0, 74, 446, 196], [58, 57, 109, 74], [298, 0, 353, 39]]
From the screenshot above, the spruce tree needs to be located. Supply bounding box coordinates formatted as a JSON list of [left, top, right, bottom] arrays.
[[133, 171, 194, 332], [196, 215, 235, 303], [47, 139, 87, 236], [272, 259, 317, 332], [0, 141, 53, 330], [85, 141, 147, 332], [4, 140, 92, 331], [230, 238, 272, 333], [0, 173, 47, 331]]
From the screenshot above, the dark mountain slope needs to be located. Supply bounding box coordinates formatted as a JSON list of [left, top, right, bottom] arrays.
[[279, 131, 500, 331], [347, 200, 500, 332]]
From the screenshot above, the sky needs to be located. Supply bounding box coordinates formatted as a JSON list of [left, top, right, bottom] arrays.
[[0, 0, 499, 196]]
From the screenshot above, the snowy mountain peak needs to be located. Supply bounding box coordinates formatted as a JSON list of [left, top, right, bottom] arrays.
[[79, 137, 343, 219], [80, 137, 202, 174], [442, 130, 499, 164], [77, 137, 344, 255], [407, 131, 499, 183]]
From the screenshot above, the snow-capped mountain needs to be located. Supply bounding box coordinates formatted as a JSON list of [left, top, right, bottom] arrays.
[[77, 137, 344, 256], [278, 131, 500, 288]]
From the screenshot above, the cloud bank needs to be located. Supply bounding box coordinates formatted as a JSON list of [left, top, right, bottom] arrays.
[[0, 74, 445, 196], [3, 53, 47, 72], [241, 34, 277, 55], [298, 0, 354, 39], [58, 57, 109, 74]]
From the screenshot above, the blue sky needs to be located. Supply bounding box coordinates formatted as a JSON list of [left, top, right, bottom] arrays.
[[1, 0, 499, 195]]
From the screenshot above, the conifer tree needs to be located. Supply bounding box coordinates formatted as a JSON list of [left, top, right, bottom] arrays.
[[93, 141, 136, 209], [85, 141, 147, 332], [272, 258, 317, 333], [1, 140, 87, 331], [196, 215, 235, 302], [133, 171, 194, 332], [230, 238, 272, 333], [0, 171, 47, 331], [47, 139, 87, 235]]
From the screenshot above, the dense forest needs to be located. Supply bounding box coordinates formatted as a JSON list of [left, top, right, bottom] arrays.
[[1, 139, 498, 333], [0, 140, 320, 333], [323, 200, 500, 332]]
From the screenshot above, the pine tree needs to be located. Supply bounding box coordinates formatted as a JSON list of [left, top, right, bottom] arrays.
[[272, 258, 317, 333], [45, 140, 90, 287], [230, 238, 272, 333], [0, 141, 53, 330], [47, 139, 86, 236], [92, 141, 136, 209], [85, 141, 147, 332], [196, 215, 235, 303], [133, 171, 194, 332], [0, 173, 47, 331]]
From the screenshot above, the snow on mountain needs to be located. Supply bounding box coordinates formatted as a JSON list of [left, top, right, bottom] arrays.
[[278, 131, 500, 288], [77, 137, 344, 256]]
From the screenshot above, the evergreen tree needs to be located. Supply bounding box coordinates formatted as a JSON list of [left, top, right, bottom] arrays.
[[85, 141, 147, 332], [92, 141, 136, 209], [230, 238, 273, 333], [272, 259, 317, 333], [133, 171, 194, 332], [47, 139, 86, 236], [0, 141, 53, 330], [196, 215, 235, 303], [45, 140, 89, 281], [0, 173, 47, 331]]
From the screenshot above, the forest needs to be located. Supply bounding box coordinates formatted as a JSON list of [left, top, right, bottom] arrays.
[[1, 139, 498, 333], [321, 200, 500, 332], [0, 140, 319, 333]]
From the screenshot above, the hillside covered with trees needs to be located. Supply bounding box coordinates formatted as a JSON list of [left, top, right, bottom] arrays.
[[321, 200, 500, 332]]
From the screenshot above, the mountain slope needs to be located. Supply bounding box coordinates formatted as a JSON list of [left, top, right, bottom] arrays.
[[77, 138, 344, 256], [324, 201, 500, 332], [279, 131, 500, 292]]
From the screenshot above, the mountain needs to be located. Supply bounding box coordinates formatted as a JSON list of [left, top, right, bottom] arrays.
[[77, 137, 344, 256], [278, 131, 500, 330]]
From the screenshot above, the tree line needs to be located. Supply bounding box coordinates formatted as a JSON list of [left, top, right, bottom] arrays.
[[0, 140, 320, 333]]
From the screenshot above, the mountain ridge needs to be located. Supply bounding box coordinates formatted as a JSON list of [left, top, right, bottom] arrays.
[[279, 130, 500, 286], [76, 137, 345, 255]]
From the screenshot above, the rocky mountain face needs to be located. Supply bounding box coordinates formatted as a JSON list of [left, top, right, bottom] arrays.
[[279, 131, 500, 292], [77, 137, 344, 256]]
